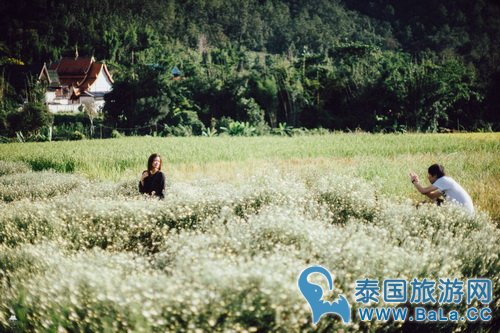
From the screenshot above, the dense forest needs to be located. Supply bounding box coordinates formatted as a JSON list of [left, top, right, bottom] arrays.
[[1, 0, 499, 137]]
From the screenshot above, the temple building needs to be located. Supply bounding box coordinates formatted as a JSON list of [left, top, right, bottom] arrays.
[[38, 56, 113, 112]]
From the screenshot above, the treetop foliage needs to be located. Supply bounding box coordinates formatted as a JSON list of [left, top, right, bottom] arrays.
[[0, 0, 498, 135]]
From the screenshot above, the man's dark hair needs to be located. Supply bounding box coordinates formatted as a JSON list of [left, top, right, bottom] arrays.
[[428, 164, 446, 178]]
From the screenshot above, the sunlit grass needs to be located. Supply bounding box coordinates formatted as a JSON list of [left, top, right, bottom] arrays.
[[1, 132, 497, 219]]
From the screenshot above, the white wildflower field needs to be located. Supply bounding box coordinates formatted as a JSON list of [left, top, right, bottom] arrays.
[[0, 133, 498, 332]]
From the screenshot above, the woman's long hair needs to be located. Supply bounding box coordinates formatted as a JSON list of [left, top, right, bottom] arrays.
[[147, 153, 162, 172]]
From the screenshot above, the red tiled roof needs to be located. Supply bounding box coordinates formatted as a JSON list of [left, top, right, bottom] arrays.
[[78, 62, 114, 90], [56, 57, 93, 75], [40, 57, 113, 95], [78, 63, 102, 90]]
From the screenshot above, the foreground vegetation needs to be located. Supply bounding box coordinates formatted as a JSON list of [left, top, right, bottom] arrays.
[[0, 133, 498, 332]]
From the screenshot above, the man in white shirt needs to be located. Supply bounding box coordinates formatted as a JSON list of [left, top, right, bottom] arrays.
[[409, 164, 474, 214]]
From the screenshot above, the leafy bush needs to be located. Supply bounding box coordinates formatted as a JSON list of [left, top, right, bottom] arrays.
[[52, 122, 87, 141], [271, 122, 293, 136], [111, 129, 123, 138], [7, 102, 53, 136], [177, 110, 206, 135], [162, 124, 193, 137], [220, 121, 257, 136], [69, 130, 86, 140], [202, 127, 218, 137]]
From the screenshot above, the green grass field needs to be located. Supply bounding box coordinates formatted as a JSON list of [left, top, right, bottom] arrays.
[[1, 132, 498, 220], [0, 133, 498, 332]]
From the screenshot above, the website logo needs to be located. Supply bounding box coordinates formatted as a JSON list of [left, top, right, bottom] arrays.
[[298, 267, 493, 325], [297, 265, 351, 324], [354, 277, 493, 323]]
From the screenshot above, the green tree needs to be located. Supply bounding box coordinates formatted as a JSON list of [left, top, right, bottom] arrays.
[[380, 53, 480, 131], [250, 74, 279, 128], [103, 68, 170, 134], [6, 77, 53, 138]]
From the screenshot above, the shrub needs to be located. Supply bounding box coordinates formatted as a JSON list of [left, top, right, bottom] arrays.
[[161, 124, 193, 137], [52, 122, 87, 141], [220, 121, 257, 136], [111, 129, 123, 138], [69, 130, 86, 140], [0, 169, 498, 332], [7, 102, 53, 136]]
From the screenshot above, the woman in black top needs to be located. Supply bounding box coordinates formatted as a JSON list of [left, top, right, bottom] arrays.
[[139, 153, 166, 199]]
